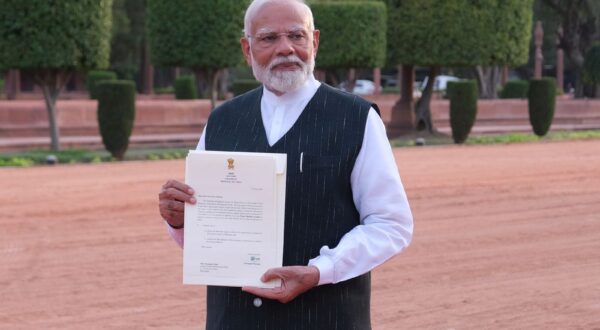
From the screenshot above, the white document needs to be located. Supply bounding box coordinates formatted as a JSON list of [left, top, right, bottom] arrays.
[[183, 150, 286, 288]]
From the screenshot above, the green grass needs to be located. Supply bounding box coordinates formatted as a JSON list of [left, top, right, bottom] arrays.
[[0, 147, 192, 167], [390, 130, 600, 147], [1, 130, 599, 167]]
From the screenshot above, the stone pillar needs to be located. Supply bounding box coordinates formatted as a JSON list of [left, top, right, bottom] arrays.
[[556, 26, 564, 92], [7, 70, 20, 100], [373, 67, 381, 94], [74, 72, 85, 91], [2, 71, 9, 97], [534, 21, 544, 79], [143, 64, 154, 95], [143, 42, 154, 95], [397, 65, 403, 92]]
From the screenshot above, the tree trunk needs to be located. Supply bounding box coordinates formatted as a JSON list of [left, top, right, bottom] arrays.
[[474, 66, 501, 99], [142, 40, 154, 95], [219, 69, 229, 100], [193, 68, 211, 99], [33, 69, 72, 151], [345, 68, 356, 93], [414, 66, 439, 132], [388, 64, 415, 137], [42, 88, 61, 151]]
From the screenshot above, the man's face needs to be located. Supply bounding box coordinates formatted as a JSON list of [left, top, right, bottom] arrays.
[[241, 2, 320, 94]]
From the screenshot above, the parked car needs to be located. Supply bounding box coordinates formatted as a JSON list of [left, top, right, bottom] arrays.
[[419, 75, 460, 92], [338, 79, 376, 95]]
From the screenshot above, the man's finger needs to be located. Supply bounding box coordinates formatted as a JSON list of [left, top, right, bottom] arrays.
[[260, 267, 286, 282], [163, 180, 195, 195], [159, 187, 196, 204]]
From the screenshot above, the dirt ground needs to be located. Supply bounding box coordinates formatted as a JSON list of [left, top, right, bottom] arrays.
[[1, 140, 599, 330]]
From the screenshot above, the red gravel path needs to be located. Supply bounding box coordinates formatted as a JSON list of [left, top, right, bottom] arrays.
[[1, 140, 599, 329]]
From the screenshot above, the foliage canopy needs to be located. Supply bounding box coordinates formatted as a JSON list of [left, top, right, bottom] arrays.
[[311, 1, 387, 69], [386, 0, 534, 67], [146, 0, 247, 69], [0, 0, 112, 70]]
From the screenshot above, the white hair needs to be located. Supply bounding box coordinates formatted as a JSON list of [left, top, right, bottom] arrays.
[[243, 0, 315, 36], [251, 53, 314, 93]]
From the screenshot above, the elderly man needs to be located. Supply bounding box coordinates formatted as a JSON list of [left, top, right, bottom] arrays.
[[158, 0, 413, 328]]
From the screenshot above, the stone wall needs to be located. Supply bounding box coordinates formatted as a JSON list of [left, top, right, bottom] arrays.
[[1, 96, 599, 150]]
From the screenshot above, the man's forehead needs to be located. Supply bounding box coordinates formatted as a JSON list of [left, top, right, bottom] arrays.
[[255, 24, 306, 34], [249, 2, 311, 33]]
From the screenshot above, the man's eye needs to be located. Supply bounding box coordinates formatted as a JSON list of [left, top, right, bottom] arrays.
[[289, 33, 304, 41], [261, 35, 278, 42]]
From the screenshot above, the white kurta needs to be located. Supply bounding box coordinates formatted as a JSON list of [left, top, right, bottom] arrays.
[[167, 75, 413, 285]]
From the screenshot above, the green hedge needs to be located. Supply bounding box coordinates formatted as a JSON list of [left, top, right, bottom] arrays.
[[87, 70, 117, 99], [447, 80, 478, 144], [528, 78, 556, 137], [0, 79, 4, 97], [230, 79, 262, 96], [174, 75, 197, 100], [312, 2, 386, 69], [500, 80, 529, 99], [96, 80, 136, 160]]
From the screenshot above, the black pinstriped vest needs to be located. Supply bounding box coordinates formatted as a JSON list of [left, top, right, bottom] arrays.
[[204, 84, 379, 330]]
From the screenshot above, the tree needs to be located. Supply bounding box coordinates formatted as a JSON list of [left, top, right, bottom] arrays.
[[311, 1, 387, 91], [386, 0, 533, 133], [110, 0, 146, 85], [146, 0, 248, 109], [540, 0, 600, 97], [0, 0, 113, 151]]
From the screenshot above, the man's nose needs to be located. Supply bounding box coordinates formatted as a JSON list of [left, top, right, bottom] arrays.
[[274, 35, 295, 56]]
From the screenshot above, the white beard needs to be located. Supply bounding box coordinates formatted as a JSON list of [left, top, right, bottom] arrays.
[[251, 54, 314, 93]]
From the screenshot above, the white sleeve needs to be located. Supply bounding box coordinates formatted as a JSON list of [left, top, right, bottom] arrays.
[[165, 126, 207, 248], [308, 108, 414, 285]]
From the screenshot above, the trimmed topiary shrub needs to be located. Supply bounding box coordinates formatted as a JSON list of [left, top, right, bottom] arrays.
[[584, 43, 600, 95], [528, 78, 556, 137], [230, 79, 262, 96], [87, 70, 117, 99], [174, 75, 198, 100], [500, 80, 529, 99], [0, 79, 4, 97], [447, 80, 478, 144], [96, 80, 136, 160]]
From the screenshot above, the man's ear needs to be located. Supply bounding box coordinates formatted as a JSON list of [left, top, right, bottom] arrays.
[[312, 29, 320, 57], [240, 37, 252, 66]]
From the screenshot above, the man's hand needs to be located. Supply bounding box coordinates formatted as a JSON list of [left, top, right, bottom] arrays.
[[158, 179, 196, 228], [242, 266, 320, 304]]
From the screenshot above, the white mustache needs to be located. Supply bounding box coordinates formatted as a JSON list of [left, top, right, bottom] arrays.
[[268, 56, 304, 70]]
